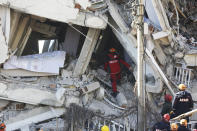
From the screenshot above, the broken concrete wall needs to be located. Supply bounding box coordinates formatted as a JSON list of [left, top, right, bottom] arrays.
[[0, 0, 78, 22], [0, 0, 108, 29], [0, 5, 10, 43], [0, 6, 10, 64]]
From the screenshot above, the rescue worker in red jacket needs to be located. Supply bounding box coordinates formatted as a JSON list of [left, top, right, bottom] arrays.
[[104, 48, 132, 97], [0, 122, 6, 131]]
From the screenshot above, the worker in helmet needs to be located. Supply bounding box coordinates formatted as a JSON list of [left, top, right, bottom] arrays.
[[161, 94, 173, 116], [172, 84, 193, 122], [178, 119, 190, 131], [171, 123, 178, 131], [101, 125, 109, 131], [104, 48, 132, 97], [152, 114, 171, 131]]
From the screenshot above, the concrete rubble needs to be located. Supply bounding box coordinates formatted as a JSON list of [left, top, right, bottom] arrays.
[[0, 0, 196, 130]]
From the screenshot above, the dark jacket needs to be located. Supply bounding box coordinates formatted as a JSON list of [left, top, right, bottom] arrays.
[[172, 90, 193, 116], [178, 125, 190, 131], [152, 120, 170, 131], [161, 101, 173, 116]]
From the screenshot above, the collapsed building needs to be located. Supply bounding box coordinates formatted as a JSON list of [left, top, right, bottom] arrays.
[[0, 0, 196, 130]]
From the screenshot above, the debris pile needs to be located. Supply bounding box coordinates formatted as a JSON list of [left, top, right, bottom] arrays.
[[0, 0, 196, 130]]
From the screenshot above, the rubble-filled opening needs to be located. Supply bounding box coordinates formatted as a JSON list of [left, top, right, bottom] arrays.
[[95, 26, 134, 66], [92, 26, 136, 83], [94, 26, 125, 65]]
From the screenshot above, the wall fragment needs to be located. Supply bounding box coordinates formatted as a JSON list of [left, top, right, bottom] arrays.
[[0, 6, 10, 64]]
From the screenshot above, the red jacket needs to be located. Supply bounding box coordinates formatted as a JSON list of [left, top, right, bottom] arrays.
[[104, 53, 130, 74], [0, 123, 6, 131]]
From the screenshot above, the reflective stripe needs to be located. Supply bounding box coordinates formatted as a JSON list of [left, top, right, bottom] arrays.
[[109, 60, 118, 64], [179, 98, 189, 102]]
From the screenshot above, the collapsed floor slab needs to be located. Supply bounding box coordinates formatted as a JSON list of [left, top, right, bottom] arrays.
[[5, 107, 65, 131], [0, 83, 65, 106]]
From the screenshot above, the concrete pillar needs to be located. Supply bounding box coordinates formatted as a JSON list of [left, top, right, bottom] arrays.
[[73, 28, 100, 77]]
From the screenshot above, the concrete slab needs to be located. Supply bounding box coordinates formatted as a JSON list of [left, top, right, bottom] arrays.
[[5, 107, 65, 131]]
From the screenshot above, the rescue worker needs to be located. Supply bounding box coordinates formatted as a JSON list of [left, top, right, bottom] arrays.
[[101, 125, 109, 131], [0, 122, 5, 131], [104, 48, 132, 97], [178, 119, 190, 131], [152, 114, 171, 131], [161, 94, 173, 116], [171, 123, 178, 131], [172, 84, 193, 122]]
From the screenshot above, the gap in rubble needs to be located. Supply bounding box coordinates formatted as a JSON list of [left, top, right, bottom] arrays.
[[94, 26, 135, 68], [93, 26, 136, 84], [21, 18, 89, 58]]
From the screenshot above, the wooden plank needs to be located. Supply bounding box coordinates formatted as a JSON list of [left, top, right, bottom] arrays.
[[10, 16, 30, 51], [8, 10, 21, 46], [30, 21, 56, 36], [17, 27, 32, 56]]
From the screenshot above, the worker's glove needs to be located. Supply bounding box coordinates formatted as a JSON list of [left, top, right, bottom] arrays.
[[129, 67, 133, 72]]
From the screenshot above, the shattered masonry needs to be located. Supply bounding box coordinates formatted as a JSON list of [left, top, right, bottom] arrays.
[[0, 0, 196, 130]]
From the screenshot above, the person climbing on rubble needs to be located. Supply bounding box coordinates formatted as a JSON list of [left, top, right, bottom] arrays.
[[104, 48, 133, 97], [172, 84, 193, 122], [178, 119, 190, 131], [161, 94, 173, 116], [152, 114, 171, 131], [171, 123, 178, 131]]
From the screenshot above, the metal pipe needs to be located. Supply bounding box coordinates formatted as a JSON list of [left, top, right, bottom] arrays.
[[175, 67, 178, 79], [137, 0, 145, 130], [181, 69, 185, 83]]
